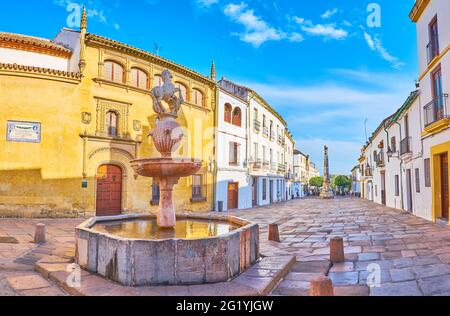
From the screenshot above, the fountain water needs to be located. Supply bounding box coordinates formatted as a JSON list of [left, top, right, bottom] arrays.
[[75, 69, 259, 286]]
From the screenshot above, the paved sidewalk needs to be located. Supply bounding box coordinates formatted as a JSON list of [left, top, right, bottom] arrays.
[[2, 198, 450, 296]]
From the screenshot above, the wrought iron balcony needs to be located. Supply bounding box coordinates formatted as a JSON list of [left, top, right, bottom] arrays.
[[271, 162, 277, 171], [278, 163, 286, 173], [400, 137, 412, 156], [427, 41, 440, 65], [424, 94, 449, 127], [263, 127, 269, 137], [376, 153, 385, 167], [263, 160, 270, 169], [254, 120, 261, 132], [278, 135, 283, 144], [252, 159, 262, 170]]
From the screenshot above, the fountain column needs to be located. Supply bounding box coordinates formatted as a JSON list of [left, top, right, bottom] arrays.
[[157, 177, 179, 228]]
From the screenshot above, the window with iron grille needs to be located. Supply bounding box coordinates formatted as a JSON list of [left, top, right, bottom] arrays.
[[229, 142, 240, 165], [192, 175, 204, 200], [395, 175, 399, 196], [415, 168, 421, 193], [424, 159, 431, 187]]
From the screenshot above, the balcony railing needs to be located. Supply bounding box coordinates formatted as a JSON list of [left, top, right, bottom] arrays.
[[278, 135, 283, 144], [400, 137, 412, 156], [424, 94, 449, 127], [271, 162, 277, 171], [278, 164, 286, 173], [427, 41, 439, 65], [263, 160, 270, 169], [376, 153, 385, 167], [263, 127, 269, 137], [252, 159, 262, 170], [254, 120, 261, 132]]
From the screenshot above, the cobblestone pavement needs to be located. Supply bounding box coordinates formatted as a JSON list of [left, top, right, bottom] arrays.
[[2, 198, 450, 296]]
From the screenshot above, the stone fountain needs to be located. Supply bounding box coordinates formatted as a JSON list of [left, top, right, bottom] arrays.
[[75, 69, 259, 286]]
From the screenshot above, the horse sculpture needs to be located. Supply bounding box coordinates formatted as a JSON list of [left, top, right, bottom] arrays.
[[150, 69, 184, 117]]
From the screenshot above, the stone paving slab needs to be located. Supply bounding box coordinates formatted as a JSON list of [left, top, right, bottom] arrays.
[[5, 198, 450, 295], [34, 248, 295, 296]]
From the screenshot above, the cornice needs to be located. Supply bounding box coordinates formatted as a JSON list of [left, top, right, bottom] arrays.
[[409, 0, 430, 23], [0, 32, 72, 58], [0, 63, 82, 83], [85, 33, 217, 88], [248, 89, 287, 127]]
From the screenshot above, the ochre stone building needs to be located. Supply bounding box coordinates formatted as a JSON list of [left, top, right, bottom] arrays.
[[0, 10, 216, 217]]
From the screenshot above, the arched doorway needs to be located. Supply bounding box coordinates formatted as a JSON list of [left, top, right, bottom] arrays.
[[96, 164, 123, 216]]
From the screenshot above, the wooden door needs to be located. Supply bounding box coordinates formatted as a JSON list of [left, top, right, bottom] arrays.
[[96, 165, 123, 216], [269, 180, 274, 203], [441, 154, 449, 220], [228, 182, 239, 210], [252, 178, 258, 207]]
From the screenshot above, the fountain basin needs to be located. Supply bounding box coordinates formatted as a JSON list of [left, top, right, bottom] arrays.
[[130, 158, 202, 178], [75, 214, 259, 286]]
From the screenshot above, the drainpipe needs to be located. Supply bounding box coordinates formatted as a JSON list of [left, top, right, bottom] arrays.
[[212, 85, 219, 212]]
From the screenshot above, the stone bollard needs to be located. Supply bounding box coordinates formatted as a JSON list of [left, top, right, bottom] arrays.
[[330, 237, 345, 263], [309, 276, 334, 296], [34, 223, 46, 244], [268, 224, 280, 242]]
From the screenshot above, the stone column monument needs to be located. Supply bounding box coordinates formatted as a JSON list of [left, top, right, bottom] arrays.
[[320, 145, 334, 199]]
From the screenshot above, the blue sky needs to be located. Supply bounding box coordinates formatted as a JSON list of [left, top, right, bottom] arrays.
[[0, 0, 418, 174]]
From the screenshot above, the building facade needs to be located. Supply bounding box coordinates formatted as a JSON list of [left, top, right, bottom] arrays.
[[214, 80, 251, 211], [0, 12, 216, 217], [359, 0, 450, 224]]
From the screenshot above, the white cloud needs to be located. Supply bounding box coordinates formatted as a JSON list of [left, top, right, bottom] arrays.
[[293, 16, 348, 40], [321, 8, 338, 19], [224, 2, 287, 47], [196, 0, 218, 7], [363, 32, 405, 69]]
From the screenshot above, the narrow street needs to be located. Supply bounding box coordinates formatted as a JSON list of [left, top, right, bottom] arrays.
[[2, 197, 450, 295]]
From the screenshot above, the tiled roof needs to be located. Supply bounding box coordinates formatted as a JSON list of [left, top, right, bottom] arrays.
[[0, 32, 73, 56]]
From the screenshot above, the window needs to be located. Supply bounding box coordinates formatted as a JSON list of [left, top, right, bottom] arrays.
[[262, 146, 266, 162], [224, 103, 232, 123], [254, 108, 258, 121], [254, 143, 259, 160], [429, 16, 440, 62], [262, 115, 266, 127], [262, 179, 267, 201], [130, 68, 148, 90], [175, 82, 187, 101], [232, 107, 242, 127], [192, 175, 204, 200], [104, 61, 124, 83], [415, 168, 421, 193], [106, 111, 119, 137], [373, 151, 377, 162], [395, 175, 400, 196], [391, 137, 397, 153], [153, 74, 163, 88], [192, 89, 204, 107], [424, 158, 431, 187], [151, 182, 160, 205], [229, 142, 239, 165]]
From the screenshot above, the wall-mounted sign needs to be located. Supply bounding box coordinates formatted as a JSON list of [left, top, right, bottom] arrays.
[[6, 121, 41, 143]]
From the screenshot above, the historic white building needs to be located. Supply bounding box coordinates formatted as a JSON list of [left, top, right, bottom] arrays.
[[284, 132, 295, 200], [411, 0, 450, 223]]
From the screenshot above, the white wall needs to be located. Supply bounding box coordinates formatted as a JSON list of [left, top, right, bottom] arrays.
[[53, 28, 81, 73], [0, 47, 70, 71]]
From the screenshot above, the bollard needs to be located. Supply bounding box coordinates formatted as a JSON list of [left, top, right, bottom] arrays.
[[309, 276, 334, 296], [268, 224, 280, 242], [34, 223, 46, 244], [330, 237, 345, 263]]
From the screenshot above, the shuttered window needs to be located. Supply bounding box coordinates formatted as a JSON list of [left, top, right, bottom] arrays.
[[175, 82, 187, 101], [192, 89, 204, 107], [104, 61, 124, 83], [224, 104, 232, 123], [232, 107, 242, 127], [153, 75, 163, 88], [229, 142, 239, 165], [131, 68, 148, 90]]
